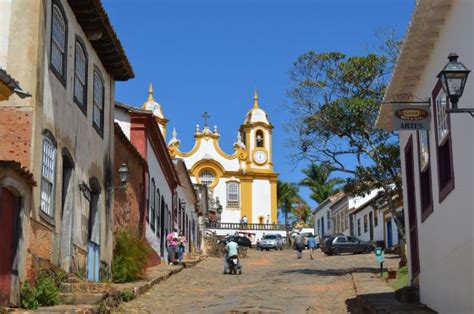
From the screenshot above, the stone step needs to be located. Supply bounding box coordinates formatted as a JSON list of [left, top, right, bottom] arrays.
[[59, 282, 113, 294], [59, 293, 104, 305]]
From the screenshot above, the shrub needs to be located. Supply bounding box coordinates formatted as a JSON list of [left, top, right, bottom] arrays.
[[112, 229, 151, 283], [35, 271, 60, 306], [120, 290, 135, 302], [20, 282, 39, 310]]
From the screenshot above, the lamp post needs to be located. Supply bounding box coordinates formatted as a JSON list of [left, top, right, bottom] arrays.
[[437, 52, 472, 116]]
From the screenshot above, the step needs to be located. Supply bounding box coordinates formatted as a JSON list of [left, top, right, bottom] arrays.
[[59, 293, 104, 305]]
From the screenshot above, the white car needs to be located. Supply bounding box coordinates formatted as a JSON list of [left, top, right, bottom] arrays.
[[258, 234, 284, 251]]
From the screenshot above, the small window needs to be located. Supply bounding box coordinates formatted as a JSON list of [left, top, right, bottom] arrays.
[[227, 182, 240, 207], [363, 215, 368, 233], [74, 40, 87, 111], [336, 237, 346, 243], [418, 130, 433, 220], [50, 3, 67, 81], [256, 130, 264, 148], [40, 136, 56, 216], [200, 170, 215, 186], [93, 71, 104, 134], [433, 81, 455, 202], [150, 179, 156, 231]]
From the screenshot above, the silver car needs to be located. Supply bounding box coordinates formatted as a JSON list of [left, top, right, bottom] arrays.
[[259, 234, 284, 251]]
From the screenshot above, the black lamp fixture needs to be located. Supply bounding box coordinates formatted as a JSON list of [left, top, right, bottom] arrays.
[[109, 163, 129, 190], [437, 52, 472, 115]]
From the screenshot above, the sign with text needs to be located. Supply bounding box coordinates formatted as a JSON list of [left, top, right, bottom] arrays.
[[391, 104, 431, 131]]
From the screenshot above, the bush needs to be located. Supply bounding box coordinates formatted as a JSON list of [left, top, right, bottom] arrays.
[[112, 229, 151, 283], [120, 290, 135, 302], [20, 282, 39, 310], [35, 271, 60, 306]]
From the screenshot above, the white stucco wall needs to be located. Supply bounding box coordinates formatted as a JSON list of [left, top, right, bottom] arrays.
[[181, 138, 240, 172], [0, 0, 12, 68], [114, 108, 131, 139], [146, 140, 173, 260], [314, 203, 332, 236], [252, 179, 271, 223], [398, 1, 473, 312], [353, 206, 383, 243]]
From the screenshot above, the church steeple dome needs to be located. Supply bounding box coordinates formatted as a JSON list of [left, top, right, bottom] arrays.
[[142, 82, 169, 138], [244, 90, 270, 125]]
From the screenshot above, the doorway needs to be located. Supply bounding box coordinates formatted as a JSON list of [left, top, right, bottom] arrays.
[[0, 188, 20, 306], [369, 212, 374, 241], [387, 219, 393, 248], [405, 137, 420, 276], [60, 152, 74, 271], [87, 179, 101, 282]]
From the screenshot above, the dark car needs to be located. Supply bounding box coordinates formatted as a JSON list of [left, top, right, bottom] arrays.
[[321, 235, 373, 255], [224, 235, 252, 248]]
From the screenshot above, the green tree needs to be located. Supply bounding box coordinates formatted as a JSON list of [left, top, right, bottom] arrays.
[[287, 47, 405, 239], [277, 180, 299, 237], [299, 162, 344, 204]]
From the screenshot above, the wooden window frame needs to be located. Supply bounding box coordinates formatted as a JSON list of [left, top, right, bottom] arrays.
[[417, 131, 434, 221], [40, 130, 57, 218], [92, 69, 105, 137], [432, 80, 455, 202], [73, 36, 88, 115], [49, 0, 68, 86]]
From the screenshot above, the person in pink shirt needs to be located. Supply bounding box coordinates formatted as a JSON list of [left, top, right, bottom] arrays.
[[166, 229, 178, 265]]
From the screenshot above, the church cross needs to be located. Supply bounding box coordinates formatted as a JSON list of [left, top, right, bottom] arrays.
[[202, 112, 210, 127]]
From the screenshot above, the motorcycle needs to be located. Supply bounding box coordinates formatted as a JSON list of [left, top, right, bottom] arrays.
[[227, 255, 241, 275]]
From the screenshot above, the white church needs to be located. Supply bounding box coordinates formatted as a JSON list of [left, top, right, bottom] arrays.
[[167, 91, 279, 226]]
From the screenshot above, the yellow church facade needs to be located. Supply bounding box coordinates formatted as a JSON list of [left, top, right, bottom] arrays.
[[167, 92, 278, 224]]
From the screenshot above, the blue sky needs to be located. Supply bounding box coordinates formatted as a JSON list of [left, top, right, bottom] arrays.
[[103, 0, 414, 214]]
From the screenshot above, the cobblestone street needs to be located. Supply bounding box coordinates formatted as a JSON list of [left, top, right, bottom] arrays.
[[119, 249, 399, 313]]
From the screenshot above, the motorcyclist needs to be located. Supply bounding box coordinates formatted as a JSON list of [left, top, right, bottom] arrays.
[[224, 237, 241, 274]]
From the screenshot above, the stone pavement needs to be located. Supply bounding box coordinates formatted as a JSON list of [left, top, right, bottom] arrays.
[[118, 249, 401, 313]]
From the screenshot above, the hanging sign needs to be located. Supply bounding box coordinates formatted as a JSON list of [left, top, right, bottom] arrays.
[[391, 104, 431, 131]]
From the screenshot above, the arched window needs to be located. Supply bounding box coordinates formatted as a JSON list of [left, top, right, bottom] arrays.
[[150, 179, 155, 231], [93, 71, 104, 134], [40, 134, 57, 216], [51, 2, 67, 80], [256, 130, 264, 148], [200, 170, 215, 186], [226, 182, 240, 207], [74, 40, 87, 111]]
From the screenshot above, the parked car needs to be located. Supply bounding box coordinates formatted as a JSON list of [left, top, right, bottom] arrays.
[[224, 235, 252, 248], [321, 235, 373, 255], [258, 234, 284, 251]]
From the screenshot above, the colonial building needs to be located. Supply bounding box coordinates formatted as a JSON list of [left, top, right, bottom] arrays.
[[0, 0, 134, 303], [115, 99, 179, 265], [376, 0, 473, 312], [167, 91, 278, 228]]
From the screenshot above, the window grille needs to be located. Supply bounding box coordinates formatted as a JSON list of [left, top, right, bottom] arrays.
[[93, 72, 104, 132], [51, 4, 66, 76], [200, 170, 214, 186], [227, 182, 240, 207], [40, 137, 56, 216], [74, 42, 87, 107]]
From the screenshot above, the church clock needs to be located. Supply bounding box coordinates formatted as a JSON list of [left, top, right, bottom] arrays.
[[253, 150, 268, 165]]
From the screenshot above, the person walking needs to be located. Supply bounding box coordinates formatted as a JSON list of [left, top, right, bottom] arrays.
[[177, 231, 187, 262], [294, 233, 304, 259], [166, 229, 179, 265], [307, 235, 317, 260]]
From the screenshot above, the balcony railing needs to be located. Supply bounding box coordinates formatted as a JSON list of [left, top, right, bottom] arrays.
[[205, 222, 288, 231]]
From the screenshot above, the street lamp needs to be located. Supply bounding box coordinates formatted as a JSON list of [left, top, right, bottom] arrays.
[[437, 52, 472, 115], [109, 163, 129, 190]]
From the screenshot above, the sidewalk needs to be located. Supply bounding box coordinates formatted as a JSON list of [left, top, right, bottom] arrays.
[[1, 257, 204, 314], [351, 272, 435, 313]]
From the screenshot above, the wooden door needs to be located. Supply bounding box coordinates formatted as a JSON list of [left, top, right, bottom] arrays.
[[0, 188, 17, 305], [405, 137, 420, 276]]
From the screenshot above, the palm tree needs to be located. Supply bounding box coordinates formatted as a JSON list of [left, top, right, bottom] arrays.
[[299, 162, 344, 204], [277, 180, 299, 238]]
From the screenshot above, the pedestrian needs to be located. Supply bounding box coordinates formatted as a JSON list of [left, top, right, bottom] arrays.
[[166, 229, 179, 265], [294, 233, 304, 259], [177, 231, 187, 262], [242, 215, 248, 224], [307, 235, 317, 260]]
